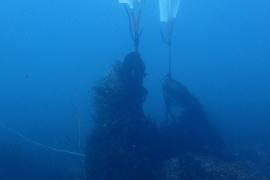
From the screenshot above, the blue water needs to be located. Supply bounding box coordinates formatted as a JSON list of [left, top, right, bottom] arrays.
[[0, 0, 270, 179]]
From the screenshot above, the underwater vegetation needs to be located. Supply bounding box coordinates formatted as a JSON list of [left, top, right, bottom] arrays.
[[84, 0, 270, 178], [85, 52, 159, 180], [159, 155, 268, 180], [0, 0, 269, 179], [160, 76, 224, 158], [84, 52, 269, 180]]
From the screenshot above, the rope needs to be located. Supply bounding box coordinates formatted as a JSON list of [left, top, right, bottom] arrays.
[[124, 5, 135, 41], [0, 122, 86, 158], [168, 43, 172, 78], [161, 21, 174, 77], [123, 4, 142, 52]]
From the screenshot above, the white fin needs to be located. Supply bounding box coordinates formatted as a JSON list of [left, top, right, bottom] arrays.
[[159, 0, 181, 22], [119, 0, 142, 9]]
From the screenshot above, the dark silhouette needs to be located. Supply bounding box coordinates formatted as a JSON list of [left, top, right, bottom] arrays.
[[161, 76, 224, 158], [85, 55, 225, 180], [85, 52, 158, 180]]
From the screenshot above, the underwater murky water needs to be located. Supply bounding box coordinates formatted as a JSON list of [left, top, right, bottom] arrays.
[[0, 0, 270, 179]]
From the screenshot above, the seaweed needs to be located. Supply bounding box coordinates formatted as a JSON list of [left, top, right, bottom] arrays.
[[85, 52, 159, 180], [160, 77, 225, 159], [85, 53, 257, 180]]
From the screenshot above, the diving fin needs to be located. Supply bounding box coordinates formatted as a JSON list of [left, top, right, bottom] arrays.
[[119, 0, 142, 9], [159, 0, 181, 22]]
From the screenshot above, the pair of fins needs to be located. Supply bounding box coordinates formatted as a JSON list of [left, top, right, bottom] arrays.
[[119, 0, 181, 23]]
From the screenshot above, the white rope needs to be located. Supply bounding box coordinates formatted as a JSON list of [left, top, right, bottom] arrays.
[[0, 122, 86, 158]]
